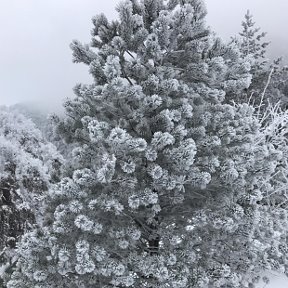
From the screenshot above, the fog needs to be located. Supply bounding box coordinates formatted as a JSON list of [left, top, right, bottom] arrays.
[[1, 0, 288, 108], [0, 0, 117, 108]]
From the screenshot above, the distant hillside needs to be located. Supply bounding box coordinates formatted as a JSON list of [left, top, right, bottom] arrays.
[[8, 101, 64, 134]]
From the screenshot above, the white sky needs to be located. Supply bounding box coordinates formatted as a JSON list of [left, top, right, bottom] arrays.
[[0, 1, 288, 286], [1, 0, 288, 108]]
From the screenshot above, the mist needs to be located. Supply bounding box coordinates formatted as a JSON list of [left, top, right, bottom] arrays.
[[0, 0, 288, 110], [0, 0, 117, 108]]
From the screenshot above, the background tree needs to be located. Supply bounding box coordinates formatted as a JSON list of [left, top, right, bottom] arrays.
[[234, 10, 288, 108], [0, 107, 63, 285], [5, 1, 288, 288], [238, 10, 269, 72]]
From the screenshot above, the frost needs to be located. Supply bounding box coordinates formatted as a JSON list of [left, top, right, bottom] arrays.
[[5, 1, 288, 288]]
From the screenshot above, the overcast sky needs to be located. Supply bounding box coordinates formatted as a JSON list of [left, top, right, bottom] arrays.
[[1, 0, 288, 111]]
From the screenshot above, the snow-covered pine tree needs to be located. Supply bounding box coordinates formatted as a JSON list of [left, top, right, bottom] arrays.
[[228, 10, 269, 106], [237, 10, 269, 73], [234, 10, 288, 108], [5, 1, 288, 287], [0, 108, 63, 284]]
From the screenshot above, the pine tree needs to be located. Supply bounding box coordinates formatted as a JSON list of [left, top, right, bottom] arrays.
[[238, 10, 269, 70], [0, 108, 63, 284], [5, 1, 288, 287], [235, 10, 288, 108]]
